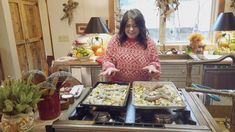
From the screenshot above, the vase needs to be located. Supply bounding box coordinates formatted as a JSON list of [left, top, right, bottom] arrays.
[[37, 91, 61, 120], [1, 112, 34, 132]]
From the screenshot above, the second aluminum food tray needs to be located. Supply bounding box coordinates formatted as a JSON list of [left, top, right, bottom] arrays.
[[132, 81, 186, 109]]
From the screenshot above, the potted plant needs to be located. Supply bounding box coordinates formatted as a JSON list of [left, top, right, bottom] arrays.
[[36, 81, 60, 120], [0, 78, 41, 132], [21, 70, 82, 120], [22, 70, 60, 120]]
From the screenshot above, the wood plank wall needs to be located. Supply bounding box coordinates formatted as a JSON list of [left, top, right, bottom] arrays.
[[218, 0, 225, 15], [108, 0, 115, 34]]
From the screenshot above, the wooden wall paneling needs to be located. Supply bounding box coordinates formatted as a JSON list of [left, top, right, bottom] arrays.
[[27, 41, 46, 71], [9, 0, 47, 73], [21, 0, 46, 71], [9, 0, 29, 72], [218, 0, 225, 14], [16, 44, 29, 72], [108, 0, 115, 34], [22, 1, 42, 39], [9, 2, 24, 43]]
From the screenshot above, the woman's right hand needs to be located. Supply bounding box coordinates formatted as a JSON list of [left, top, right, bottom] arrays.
[[99, 67, 120, 77]]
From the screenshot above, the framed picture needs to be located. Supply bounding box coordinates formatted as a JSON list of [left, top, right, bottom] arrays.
[[76, 23, 87, 34]]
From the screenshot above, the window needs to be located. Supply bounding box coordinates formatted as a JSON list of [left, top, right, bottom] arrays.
[[119, 0, 216, 45]]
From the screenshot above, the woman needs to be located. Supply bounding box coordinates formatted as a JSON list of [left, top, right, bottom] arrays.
[[99, 9, 161, 82]]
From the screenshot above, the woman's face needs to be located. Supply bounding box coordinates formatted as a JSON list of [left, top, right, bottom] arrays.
[[125, 19, 140, 39]]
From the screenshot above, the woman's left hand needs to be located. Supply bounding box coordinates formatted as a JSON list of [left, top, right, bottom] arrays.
[[142, 65, 161, 74], [99, 67, 120, 77]]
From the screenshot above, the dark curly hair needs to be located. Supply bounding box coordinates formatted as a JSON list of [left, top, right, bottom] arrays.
[[118, 9, 148, 49]]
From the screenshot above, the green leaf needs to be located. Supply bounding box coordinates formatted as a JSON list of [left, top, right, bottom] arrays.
[[3, 100, 14, 113], [25, 106, 33, 113], [20, 92, 27, 103], [16, 104, 26, 113], [30, 93, 41, 107], [25, 92, 33, 103]]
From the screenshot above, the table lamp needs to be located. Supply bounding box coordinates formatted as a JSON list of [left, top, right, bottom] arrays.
[[212, 12, 235, 49], [84, 17, 109, 56]]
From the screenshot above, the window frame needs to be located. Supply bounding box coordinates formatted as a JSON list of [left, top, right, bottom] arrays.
[[109, 0, 225, 47]]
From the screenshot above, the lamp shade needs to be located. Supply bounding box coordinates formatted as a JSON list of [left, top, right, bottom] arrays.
[[84, 17, 109, 34], [212, 12, 235, 31]]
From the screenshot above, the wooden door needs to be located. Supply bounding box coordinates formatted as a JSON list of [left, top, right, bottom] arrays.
[[9, 0, 46, 73]]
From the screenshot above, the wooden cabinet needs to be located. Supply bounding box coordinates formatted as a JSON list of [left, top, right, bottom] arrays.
[[159, 63, 203, 88], [9, 0, 46, 73]]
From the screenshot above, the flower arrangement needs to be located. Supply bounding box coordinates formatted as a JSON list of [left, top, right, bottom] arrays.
[[213, 32, 234, 55], [155, 0, 180, 19], [188, 32, 204, 44], [187, 32, 205, 54]]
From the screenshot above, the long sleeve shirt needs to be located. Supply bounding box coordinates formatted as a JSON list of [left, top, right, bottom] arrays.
[[102, 34, 161, 82]]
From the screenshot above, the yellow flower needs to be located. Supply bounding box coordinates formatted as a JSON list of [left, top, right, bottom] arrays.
[[188, 32, 205, 54], [76, 52, 81, 58], [188, 32, 204, 44], [72, 50, 77, 55]]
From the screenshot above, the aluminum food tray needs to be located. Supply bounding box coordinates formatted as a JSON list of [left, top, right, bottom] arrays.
[[132, 81, 186, 109], [81, 82, 130, 108]]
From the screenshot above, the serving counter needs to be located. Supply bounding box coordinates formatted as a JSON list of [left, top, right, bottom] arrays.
[[46, 88, 222, 132]]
